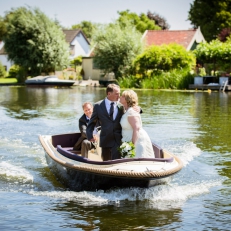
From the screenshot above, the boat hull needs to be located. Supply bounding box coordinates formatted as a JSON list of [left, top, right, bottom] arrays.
[[25, 82, 75, 87], [25, 75, 75, 87], [39, 133, 183, 191], [45, 150, 173, 191]]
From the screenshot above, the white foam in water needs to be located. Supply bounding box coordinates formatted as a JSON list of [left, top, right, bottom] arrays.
[[28, 179, 222, 209], [138, 180, 221, 210], [0, 161, 34, 183], [0, 161, 56, 192], [160, 140, 202, 167], [180, 142, 201, 164], [0, 136, 28, 149], [0, 135, 47, 166]]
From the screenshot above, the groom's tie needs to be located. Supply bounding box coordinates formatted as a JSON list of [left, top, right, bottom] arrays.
[[109, 102, 114, 120]]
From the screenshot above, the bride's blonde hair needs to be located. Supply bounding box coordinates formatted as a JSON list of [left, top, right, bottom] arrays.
[[122, 90, 138, 107]]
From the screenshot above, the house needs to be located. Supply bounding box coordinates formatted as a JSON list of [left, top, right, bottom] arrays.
[[0, 41, 13, 71], [81, 27, 206, 81], [82, 56, 103, 81], [142, 27, 205, 51], [62, 29, 91, 60], [0, 29, 91, 72]]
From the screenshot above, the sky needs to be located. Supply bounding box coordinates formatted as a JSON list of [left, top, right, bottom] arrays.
[[0, 0, 194, 30]]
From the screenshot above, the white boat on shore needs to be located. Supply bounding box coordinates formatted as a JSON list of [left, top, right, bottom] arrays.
[[25, 75, 75, 87]]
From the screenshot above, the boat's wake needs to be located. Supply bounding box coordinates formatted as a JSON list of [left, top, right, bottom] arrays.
[[0, 138, 224, 210], [157, 140, 202, 167], [27, 179, 221, 210], [0, 156, 222, 210]]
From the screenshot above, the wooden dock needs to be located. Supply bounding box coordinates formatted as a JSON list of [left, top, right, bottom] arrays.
[[189, 84, 231, 91], [190, 76, 231, 91]]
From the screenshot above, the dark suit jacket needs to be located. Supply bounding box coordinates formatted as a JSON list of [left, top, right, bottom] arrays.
[[74, 114, 91, 150], [86, 99, 124, 148]]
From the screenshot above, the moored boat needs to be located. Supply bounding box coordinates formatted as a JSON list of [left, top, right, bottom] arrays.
[[39, 133, 183, 191], [25, 75, 75, 87]]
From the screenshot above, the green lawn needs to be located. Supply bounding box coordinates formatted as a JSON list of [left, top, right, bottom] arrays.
[[0, 78, 18, 84]]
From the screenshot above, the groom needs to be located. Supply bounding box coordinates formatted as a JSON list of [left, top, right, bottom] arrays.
[[86, 84, 123, 161]]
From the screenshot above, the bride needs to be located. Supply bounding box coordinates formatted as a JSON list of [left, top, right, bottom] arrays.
[[120, 90, 155, 158]]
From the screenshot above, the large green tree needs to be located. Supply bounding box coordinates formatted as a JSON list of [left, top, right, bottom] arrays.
[[116, 10, 160, 34], [147, 11, 170, 30], [71, 20, 97, 40], [194, 39, 231, 73], [188, 0, 231, 41], [1, 6, 69, 77], [0, 16, 7, 40], [93, 21, 144, 78]]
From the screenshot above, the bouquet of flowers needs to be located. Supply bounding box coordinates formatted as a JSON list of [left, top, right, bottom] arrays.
[[118, 141, 135, 158]]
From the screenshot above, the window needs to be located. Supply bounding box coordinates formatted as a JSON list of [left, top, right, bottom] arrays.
[[69, 45, 75, 55]]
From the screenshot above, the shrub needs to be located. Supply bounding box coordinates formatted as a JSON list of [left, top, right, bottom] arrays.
[[0, 61, 6, 78], [70, 56, 82, 67], [133, 43, 196, 78], [119, 68, 194, 89], [118, 75, 141, 88], [8, 65, 26, 83]]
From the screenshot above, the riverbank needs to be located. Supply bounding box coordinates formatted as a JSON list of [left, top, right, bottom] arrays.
[[0, 80, 101, 87]]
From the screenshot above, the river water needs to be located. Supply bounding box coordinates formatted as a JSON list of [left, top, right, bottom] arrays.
[[0, 86, 231, 230]]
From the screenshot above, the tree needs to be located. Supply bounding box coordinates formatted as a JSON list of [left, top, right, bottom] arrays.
[[93, 21, 144, 78], [0, 61, 6, 78], [218, 28, 231, 42], [70, 56, 82, 71], [133, 44, 196, 78], [188, 0, 231, 42], [147, 11, 170, 30], [71, 21, 96, 40], [1, 6, 69, 77], [116, 10, 160, 34], [193, 39, 231, 73], [0, 16, 7, 40]]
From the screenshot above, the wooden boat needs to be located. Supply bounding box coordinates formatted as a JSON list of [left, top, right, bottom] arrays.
[[25, 75, 75, 87], [39, 133, 183, 191]]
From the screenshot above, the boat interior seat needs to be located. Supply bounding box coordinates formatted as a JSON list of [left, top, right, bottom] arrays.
[[61, 147, 102, 161], [152, 143, 164, 158], [57, 145, 174, 164], [70, 149, 81, 155], [66, 144, 163, 159], [62, 147, 81, 154]]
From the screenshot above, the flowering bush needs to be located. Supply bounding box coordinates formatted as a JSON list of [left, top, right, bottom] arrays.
[[118, 141, 135, 158]]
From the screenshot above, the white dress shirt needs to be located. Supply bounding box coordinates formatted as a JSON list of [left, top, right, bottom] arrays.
[[105, 97, 118, 120]]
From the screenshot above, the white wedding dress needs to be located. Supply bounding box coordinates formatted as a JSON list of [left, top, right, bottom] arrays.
[[120, 107, 155, 158]]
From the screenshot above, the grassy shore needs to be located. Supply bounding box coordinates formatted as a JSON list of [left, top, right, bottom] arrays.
[[0, 78, 18, 84]]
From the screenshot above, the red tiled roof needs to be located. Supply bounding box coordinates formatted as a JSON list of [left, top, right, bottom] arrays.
[[143, 29, 198, 49]]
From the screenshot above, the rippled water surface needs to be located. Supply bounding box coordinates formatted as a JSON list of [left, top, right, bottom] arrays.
[[0, 86, 231, 230]]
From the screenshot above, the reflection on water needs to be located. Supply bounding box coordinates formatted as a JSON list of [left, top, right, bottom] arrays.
[[191, 92, 231, 152], [0, 86, 105, 120], [49, 200, 183, 230], [0, 86, 231, 230]]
